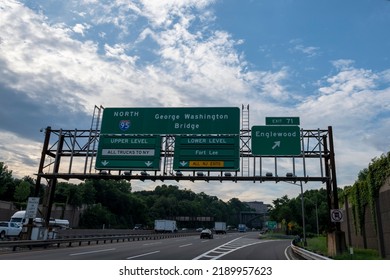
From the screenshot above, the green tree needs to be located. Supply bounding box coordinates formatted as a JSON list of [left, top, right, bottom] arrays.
[[80, 180, 97, 205], [14, 180, 31, 202], [0, 162, 16, 199], [269, 189, 330, 236], [79, 203, 115, 229], [342, 152, 390, 237]]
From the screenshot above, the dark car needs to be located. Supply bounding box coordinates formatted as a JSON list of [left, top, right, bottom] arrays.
[[133, 224, 143, 230], [200, 228, 213, 239]]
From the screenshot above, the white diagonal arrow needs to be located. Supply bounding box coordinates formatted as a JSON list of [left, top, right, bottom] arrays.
[[180, 161, 188, 167], [145, 161, 153, 167], [101, 160, 109, 166], [272, 141, 280, 150]]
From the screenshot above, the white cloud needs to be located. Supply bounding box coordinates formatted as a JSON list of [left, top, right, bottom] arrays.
[[72, 23, 90, 36], [289, 39, 320, 58], [298, 62, 390, 187], [0, 131, 42, 177]]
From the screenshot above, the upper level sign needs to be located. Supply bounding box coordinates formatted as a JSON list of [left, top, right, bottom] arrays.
[[251, 125, 301, 156], [100, 107, 240, 135], [96, 135, 161, 170]]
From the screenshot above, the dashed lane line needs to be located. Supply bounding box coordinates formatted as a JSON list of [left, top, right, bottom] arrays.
[[126, 250, 160, 260], [69, 248, 116, 256], [179, 243, 193, 248]]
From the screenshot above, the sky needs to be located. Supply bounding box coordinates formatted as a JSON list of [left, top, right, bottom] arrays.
[[0, 0, 389, 205]]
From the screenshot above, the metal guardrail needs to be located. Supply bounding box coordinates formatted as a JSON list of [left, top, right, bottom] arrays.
[[290, 240, 331, 260], [0, 232, 198, 252]]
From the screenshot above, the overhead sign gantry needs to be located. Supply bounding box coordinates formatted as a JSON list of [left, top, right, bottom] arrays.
[[33, 105, 343, 255]]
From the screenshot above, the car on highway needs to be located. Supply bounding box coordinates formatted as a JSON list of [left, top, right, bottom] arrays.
[[133, 224, 143, 230], [0, 221, 22, 239], [200, 228, 213, 239]]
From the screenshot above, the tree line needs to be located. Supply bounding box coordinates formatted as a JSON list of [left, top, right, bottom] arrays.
[[6, 156, 387, 237], [269, 189, 330, 236]]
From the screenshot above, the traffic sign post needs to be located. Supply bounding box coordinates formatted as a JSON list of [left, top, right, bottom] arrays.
[[96, 135, 162, 170], [173, 136, 240, 171], [100, 107, 240, 135], [25, 197, 40, 219], [251, 125, 301, 156], [331, 209, 344, 222]]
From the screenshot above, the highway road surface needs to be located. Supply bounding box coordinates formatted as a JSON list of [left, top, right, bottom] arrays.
[[0, 231, 297, 260]]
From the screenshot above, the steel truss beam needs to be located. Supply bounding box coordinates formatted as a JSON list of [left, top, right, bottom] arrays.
[[35, 127, 332, 183]]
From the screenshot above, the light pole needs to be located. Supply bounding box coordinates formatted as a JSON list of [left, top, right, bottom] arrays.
[[298, 180, 307, 246], [315, 195, 319, 236], [284, 175, 307, 246]]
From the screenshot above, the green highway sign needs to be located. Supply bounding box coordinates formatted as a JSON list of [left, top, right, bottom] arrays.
[[173, 136, 240, 171], [100, 107, 240, 135], [266, 117, 300, 125], [266, 221, 277, 230], [251, 125, 301, 156], [96, 135, 161, 170]]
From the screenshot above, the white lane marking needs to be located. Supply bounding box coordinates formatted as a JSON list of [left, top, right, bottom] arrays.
[[285, 246, 291, 260], [179, 243, 192, 248], [143, 242, 162, 246], [69, 248, 116, 256], [193, 236, 277, 260], [126, 250, 160, 260]]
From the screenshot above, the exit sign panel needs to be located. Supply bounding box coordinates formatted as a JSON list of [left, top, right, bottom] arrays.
[[173, 136, 240, 171], [265, 117, 300, 125], [96, 135, 161, 170], [251, 125, 301, 156]]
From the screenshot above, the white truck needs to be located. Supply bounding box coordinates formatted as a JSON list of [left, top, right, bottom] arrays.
[[0, 221, 22, 239], [154, 220, 178, 233], [9, 210, 28, 225], [10, 210, 70, 229], [214, 221, 227, 234]]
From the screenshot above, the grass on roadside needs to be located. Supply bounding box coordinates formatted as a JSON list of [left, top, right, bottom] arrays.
[[301, 236, 381, 260]]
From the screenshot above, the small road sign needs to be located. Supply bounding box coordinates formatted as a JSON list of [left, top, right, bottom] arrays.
[[25, 197, 40, 219], [331, 209, 344, 222], [266, 117, 300, 125]]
